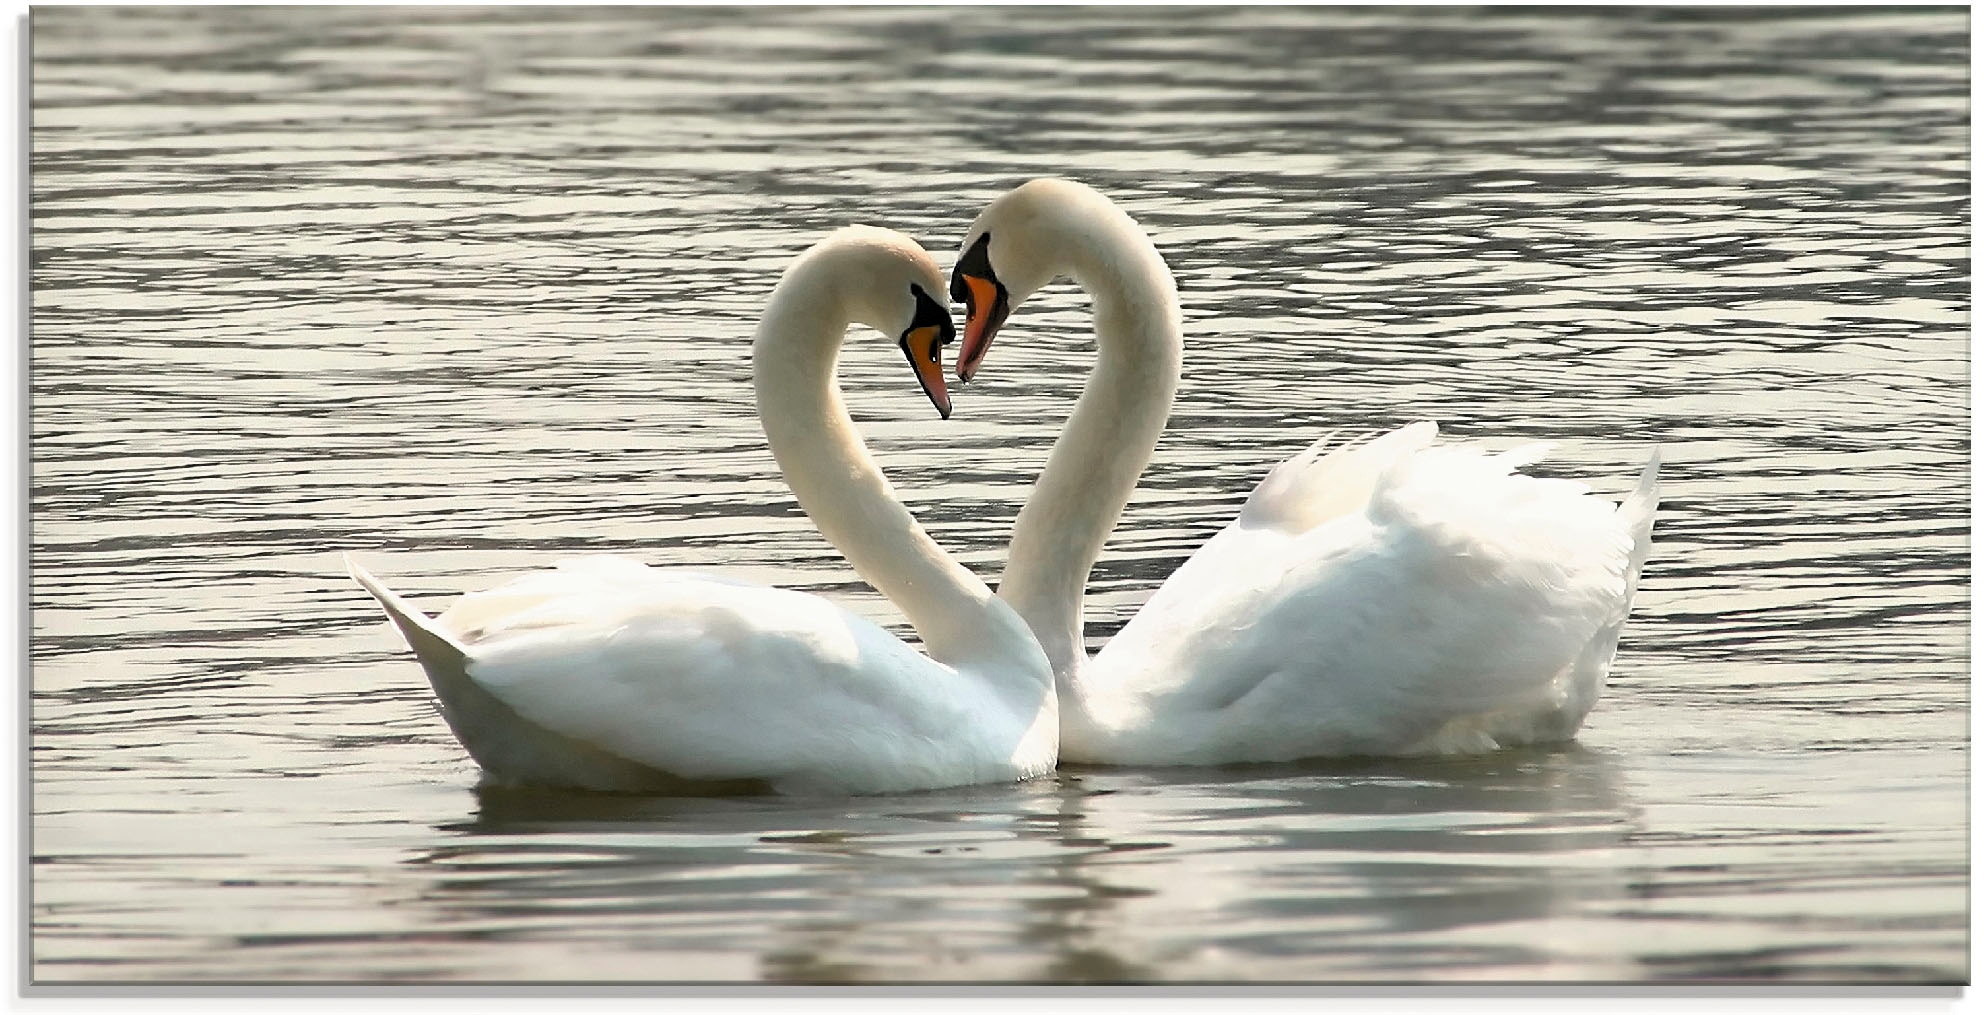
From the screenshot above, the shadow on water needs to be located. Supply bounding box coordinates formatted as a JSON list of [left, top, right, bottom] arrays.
[[384, 745, 1633, 982]]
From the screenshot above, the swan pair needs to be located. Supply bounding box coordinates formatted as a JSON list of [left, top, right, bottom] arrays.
[[348, 179, 1659, 795]]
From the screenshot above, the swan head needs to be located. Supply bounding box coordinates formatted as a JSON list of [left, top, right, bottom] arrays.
[[949, 182, 1070, 383], [950, 178, 1116, 383], [891, 279, 957, 420], [789, 225, 958, 418]]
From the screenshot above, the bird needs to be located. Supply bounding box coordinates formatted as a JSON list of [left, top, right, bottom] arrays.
[[347, 225, 1057, 795], [949, 178, 1659, 765]]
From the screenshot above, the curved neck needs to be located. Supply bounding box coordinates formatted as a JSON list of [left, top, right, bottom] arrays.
[[998, 213, 1182, 682], [752, 273, 1040, 674]]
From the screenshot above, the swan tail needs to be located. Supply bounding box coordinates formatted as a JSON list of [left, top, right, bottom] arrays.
[[1240, 420, 1439, 533], [346, 554, 472, 679], [1541, 445, 1663, 742], [1618, 446, 1662, 605], [345, 555, 693, 792]]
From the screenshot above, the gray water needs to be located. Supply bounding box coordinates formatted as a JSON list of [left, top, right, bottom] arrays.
[[29, 5, 1968, 985]]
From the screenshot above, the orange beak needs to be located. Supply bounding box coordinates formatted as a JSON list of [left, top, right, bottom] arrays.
[[899, 324, 952, 419], [957, 274, 1010, 384]]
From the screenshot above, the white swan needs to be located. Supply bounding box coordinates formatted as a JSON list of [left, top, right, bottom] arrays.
[[949, 179, 1660, 765], [348, 226, 1056, 795]]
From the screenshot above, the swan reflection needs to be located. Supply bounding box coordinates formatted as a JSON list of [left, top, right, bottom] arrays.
[[394, 746, 1633, 981]]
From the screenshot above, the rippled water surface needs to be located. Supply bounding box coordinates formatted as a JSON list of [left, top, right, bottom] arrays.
[[30, 6, 1969, 984]]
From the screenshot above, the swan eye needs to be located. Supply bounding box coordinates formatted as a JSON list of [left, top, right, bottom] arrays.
[[906, 283, 953, 345], [951, 232, 996, 307]]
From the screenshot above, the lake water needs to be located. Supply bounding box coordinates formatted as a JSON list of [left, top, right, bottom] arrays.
[[28, 6, 1969, 985]]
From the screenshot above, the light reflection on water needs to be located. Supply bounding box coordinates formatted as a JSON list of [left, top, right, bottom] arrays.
[[30, 5, 1966, 983]]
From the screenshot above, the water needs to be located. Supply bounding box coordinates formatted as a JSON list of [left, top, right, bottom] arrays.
[[29, 6, 1968, 984]]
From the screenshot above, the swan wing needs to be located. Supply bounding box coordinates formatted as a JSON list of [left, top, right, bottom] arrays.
[[1081, 439, 1652, 763], [1090, 421, 1449, 667], [359, 556, 1044, 794], [437, 555, 753, 640], [1238, 421, 1439, 534]]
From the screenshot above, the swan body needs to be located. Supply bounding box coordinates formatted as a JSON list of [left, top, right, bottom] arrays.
[[1063, 424, 1659, 764], [350, 227, 1056, 795], [951, 179, 1659, 765]]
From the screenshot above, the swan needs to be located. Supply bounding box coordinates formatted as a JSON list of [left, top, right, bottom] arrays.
[[347, 226, 1056, 795], [949, 178, 1660, 765]]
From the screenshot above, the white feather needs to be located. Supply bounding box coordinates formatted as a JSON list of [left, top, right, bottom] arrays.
[[349, 228, 1057, 795], [1075, 428, 1657, 764], [963, 179, 1661, 766]]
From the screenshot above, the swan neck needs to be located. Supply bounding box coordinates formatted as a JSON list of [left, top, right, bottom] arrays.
[[752, 279, 1034, 672], [998, 210, 1182, 681]]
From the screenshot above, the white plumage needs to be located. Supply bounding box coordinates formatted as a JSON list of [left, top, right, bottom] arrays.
[[1069, 425, 1659, 763], [951, 179, 1660, 765], [349, 228, 1057, 795]]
